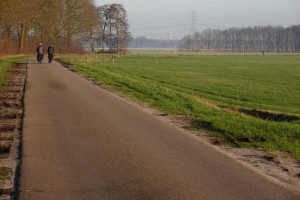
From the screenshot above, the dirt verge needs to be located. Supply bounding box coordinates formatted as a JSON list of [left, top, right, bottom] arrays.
[[0, 61, 27, 200]]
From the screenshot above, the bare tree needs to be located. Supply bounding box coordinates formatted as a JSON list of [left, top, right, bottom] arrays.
[[82, 1, 100, 52], [97, 4, 111, 52], [96, 4, 131, 53], [112, 4, 131, 53]]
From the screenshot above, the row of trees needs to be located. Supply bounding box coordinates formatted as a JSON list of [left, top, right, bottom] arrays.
[[0, 0, 131, 55], [180, 25, 300, 52]]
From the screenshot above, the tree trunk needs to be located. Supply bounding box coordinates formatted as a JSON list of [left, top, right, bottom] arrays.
[[67, 32, 72, 49], [102, 37, 105, 52], [116, 29, 120, 53], [109, 19, 112, 50], [90, 32, 94, 52], [19, 24, 26, 53], [100, 23, 105, 52], [24, 26, 28, 51]]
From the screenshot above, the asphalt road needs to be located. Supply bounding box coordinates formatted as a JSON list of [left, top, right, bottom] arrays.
[[18, 58, 300, 199]]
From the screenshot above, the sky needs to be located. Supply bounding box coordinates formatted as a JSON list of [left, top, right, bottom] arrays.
[[95, 0, 300, 40]]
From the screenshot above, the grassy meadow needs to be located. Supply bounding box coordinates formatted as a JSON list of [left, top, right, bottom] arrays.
[[61, 53, 300, 159]]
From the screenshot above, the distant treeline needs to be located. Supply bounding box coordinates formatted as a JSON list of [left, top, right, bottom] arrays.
[[180, 25, 300, 52], [129, 36, 180, 49], [0, 0, 131, 55]]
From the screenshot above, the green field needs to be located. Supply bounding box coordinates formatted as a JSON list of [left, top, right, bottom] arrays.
[[0, 56, 27, 91], [61, 54, 300, 159]]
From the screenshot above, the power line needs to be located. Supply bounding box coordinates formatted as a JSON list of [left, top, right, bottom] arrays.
[[132, 23, 191, 31], [131, 19, 291, 34], [196, 15, 294, 27], [133, 30, 191, 37], [132, 22, 230, 33], [130, 14, 295, 30], [130, 14, 297, 39], [130, 16, 190, 24], [196, 23, 229, 29]]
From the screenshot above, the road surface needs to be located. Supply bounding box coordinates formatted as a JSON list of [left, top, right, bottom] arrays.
[[18, 58, 300, 199]]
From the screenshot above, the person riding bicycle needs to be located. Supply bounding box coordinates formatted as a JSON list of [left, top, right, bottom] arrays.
[[47, 45, 55, 63], [36, 43, 44, 63]]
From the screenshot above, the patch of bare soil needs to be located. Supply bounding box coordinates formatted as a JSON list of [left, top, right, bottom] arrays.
[[217, 146, 300, 192], [193, 95, 300, 123], [237, 108, 299, 122], [0, 62, 27, 199], [60, 59, 300, 195]]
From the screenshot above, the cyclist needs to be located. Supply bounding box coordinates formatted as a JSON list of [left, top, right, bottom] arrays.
[[47, 45, 55, 63], [36, 43, 44, 63]]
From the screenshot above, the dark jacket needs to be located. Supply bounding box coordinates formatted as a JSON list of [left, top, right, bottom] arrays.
[[36, 45, 44, 54], [47, 46, 55, 54]]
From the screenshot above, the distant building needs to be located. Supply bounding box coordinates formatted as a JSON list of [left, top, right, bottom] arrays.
[[168, 32, 173, 40]]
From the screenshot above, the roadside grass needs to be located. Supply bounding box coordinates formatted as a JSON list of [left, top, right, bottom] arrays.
[[0, 56, 27, 92], [60, 54, 300, 159]]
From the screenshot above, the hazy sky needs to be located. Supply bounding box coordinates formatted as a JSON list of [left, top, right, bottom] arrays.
[[95, 0, 300, 40]]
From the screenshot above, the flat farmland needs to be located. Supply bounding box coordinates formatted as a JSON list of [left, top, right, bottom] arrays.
[[61, 54, 300, 159]]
